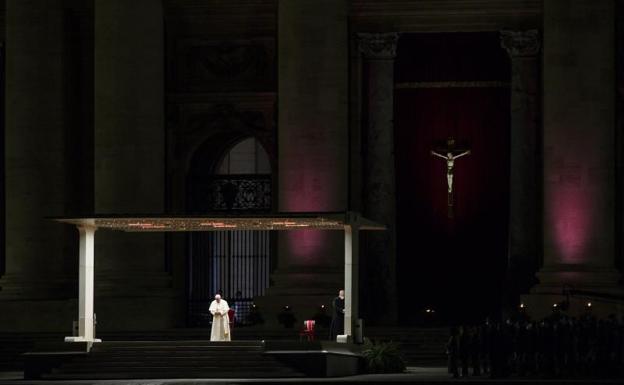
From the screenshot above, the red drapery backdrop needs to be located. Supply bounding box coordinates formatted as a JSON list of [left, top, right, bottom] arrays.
[[393, 33, 510, 324]]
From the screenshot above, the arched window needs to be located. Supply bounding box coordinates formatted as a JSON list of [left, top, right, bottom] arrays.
[[189, 137, 271, 212], [187, 137, 272, 327], [215, 137, 271, 175]]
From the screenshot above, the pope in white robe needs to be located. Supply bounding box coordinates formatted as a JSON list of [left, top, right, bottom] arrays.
[[209, 294, 231, 341]]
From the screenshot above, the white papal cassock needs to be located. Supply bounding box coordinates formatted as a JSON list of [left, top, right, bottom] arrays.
[[209, 299, 231, 341]]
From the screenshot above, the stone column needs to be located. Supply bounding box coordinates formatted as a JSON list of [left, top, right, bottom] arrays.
[[255, 0, 349, 325], [618, 1, 624, 276], [0, 0, 73, 299], [500, 30, 541, 296], [525, 0, 623, 318], [94, 0, 174, 330], [357, 33, 399, 324]]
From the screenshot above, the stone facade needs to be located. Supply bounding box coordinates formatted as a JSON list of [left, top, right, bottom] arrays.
[[522, 0, 623, 318], [0, 0, 622, 335]]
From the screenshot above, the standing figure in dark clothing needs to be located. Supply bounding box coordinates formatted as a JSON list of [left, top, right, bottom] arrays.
[[480, 320, 492, 375], [447, 327, 460, 378], [329, 289, 345, 340], [490, 322, 505, 378], [470, 326, 482, 376], [459, 326, 470, 377]]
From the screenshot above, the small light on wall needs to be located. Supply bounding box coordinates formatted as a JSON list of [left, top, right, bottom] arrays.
[[321, 305, 325, 309], [519, 303, 525, 309], [552, 303, 558, 308], [425, 308, 435, 314], [586, 302, 592, 308]]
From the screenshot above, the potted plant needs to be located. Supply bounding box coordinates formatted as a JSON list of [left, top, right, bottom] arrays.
[[362, 338, 406, 374]]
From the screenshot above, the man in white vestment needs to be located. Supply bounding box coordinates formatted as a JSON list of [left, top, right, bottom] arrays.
[[209, 294, 231, 341]]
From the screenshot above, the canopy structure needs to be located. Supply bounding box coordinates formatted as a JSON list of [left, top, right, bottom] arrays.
[[55, 212, 385, 232], [54, 211, 385, 344]]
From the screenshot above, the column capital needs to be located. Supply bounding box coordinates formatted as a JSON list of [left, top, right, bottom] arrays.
[[356, 33, 400, 59], [500, 29, 541, 58]]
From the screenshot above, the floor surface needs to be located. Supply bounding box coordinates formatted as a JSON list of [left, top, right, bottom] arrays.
[[1, 368, 622, 385]]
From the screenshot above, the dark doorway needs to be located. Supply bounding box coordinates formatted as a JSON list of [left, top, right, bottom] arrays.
[[394, 33, 511, 325], [187, 137, 272, 326]]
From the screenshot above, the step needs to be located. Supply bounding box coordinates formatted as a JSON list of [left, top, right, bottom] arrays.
[[92, 346, 264, 352], [46, 365, 305, 377], [55, 365, 297, 373], [61, 358, 279, 367], [90, 349, 266, 355], [44, 373, 304, 380], [44, 370, 305, 380], [94, 340, 263, 347], [90, 351, 271, 357], [94, 342, 263, 347]]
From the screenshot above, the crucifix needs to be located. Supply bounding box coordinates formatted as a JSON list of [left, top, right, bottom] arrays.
[[431, 137, 471, 218]]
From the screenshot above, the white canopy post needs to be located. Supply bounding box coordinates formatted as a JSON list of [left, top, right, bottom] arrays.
[[65, 225, 101, 343], [339, 220, 359, 343]]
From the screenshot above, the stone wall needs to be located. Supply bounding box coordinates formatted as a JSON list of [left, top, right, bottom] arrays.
[[523, 0, 623, 319]]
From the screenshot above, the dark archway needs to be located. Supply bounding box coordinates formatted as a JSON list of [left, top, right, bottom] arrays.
[[186, 136, 273, 326]]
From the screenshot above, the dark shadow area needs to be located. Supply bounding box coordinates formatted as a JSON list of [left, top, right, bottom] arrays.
[[394, 32, 511, 325]]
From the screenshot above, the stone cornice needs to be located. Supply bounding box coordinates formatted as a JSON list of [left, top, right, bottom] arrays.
[[165, 0, 275, 13], [164, 0, 540, 34], [164, 0, 276, 36], [352, 0, 542, 13], [351, 0, 541, 32], [356, 33, 400, 59], [500, 29, 541, 57], [396, 81, 509, 89]]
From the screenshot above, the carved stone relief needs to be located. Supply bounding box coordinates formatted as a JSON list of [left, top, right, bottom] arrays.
[[172, 38, 275, 92]]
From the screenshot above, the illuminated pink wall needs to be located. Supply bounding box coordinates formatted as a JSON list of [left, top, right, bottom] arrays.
[[543, 122, 615, 271], [277, 0, 348, 271], [542, 0, 616, 283], [546, 182, 592, 265], [280, 159, 344, 267], [543, 114, 614, 271]]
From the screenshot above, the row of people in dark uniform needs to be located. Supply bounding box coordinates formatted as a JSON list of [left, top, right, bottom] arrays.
[[447, 312, 624, 378]]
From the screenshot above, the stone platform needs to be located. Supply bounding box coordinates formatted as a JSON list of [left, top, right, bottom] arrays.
[[23, 340, 362, 380], [0, 327, 449, 372]]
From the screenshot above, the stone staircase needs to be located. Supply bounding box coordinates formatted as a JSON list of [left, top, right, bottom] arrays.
[[0, 332, 60, 371], [40, 341, 305, 380], [0, 327, 449, 374]]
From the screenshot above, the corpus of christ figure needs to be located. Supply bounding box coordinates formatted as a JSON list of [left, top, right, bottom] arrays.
[[431, 137, 471, 218]]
